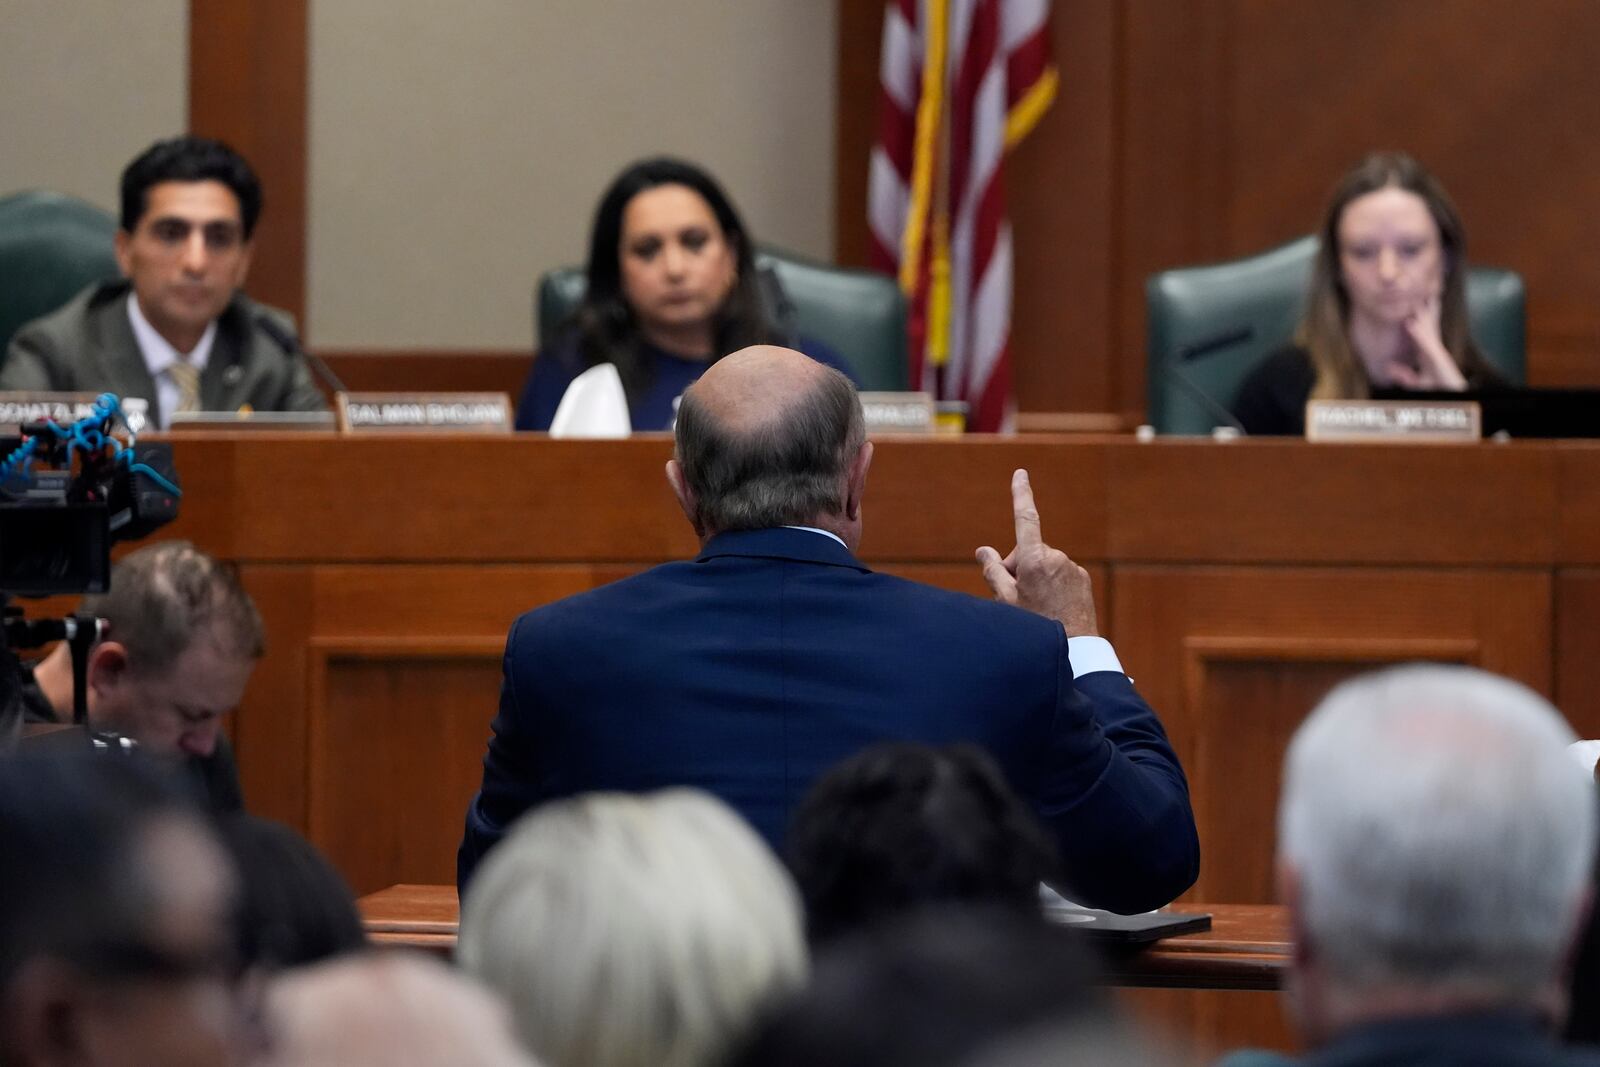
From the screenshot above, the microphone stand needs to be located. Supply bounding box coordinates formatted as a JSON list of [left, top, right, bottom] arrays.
[[1166, 327, 1254, 435]]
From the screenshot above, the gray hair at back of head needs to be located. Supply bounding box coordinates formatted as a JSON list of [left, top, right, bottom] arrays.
[[673, 363, 864, 533], [459, 789, 809, 1067], [81, 540, 264, 676], [1280, 664, 1596, 1003]]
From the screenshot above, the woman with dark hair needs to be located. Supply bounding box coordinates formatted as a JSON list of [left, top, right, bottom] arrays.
[[516, 157, 855, 431], [216, 814, 366, 971], [1232, 152, 1503, 435], [785, 742, 1059, 945]]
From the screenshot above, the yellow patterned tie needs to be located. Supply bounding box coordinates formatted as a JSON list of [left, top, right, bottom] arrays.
[[169, 359, 201, 416]]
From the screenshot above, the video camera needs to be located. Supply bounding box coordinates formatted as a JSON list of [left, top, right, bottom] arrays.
[[0, 394, 180, 734]]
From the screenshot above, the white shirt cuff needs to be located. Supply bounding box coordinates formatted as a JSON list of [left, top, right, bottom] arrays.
[[1567, 740, 1600, 779], [1066, 636, 1125, 679]]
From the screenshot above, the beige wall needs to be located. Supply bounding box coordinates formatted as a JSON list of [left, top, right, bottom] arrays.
[[0, 0, 188, 213], [307, 0, 839, 349]]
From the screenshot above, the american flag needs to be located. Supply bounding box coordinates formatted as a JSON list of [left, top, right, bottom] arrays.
[[868, 0, 1057, 432]]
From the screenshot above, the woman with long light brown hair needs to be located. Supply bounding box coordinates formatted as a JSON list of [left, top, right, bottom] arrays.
[[1233, 152, 1502, 435]]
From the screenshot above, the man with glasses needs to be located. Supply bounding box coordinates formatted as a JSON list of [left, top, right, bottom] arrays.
[[0, 753, 260, 1067], [0, 135, 326, 427]]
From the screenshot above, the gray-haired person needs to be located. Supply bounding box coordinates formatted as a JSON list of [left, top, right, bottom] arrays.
[[1221, 665, 1600, 1067]]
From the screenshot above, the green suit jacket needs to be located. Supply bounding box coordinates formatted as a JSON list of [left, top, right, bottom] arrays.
[[0, 280, 328, 424]]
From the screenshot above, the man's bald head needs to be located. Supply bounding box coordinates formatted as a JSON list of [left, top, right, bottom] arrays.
[[672, 346, 867, 539]]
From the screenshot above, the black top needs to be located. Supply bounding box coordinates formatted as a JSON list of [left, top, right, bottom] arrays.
[[1232, 344, 1505, 437], [19, 666, 244, 813], [1232, 346, 1318, 436]]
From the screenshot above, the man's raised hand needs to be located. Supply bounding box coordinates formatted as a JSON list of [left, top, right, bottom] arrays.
[[974, 468, 1098, 636]]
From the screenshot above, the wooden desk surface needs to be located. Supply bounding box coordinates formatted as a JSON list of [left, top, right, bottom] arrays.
[[356, 884, 1289, 990]]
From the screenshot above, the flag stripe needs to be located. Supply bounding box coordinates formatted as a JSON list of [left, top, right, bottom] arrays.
[[868, 0, 1055, 430]]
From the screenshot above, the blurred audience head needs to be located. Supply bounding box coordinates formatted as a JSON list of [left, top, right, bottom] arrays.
[[77, 540, 263, 760], [459, 788, 807, 1067], [787, 742, 1057, 943], [956, 1019, 1179, 1067], [670, 345, 866, 542], [1302, 151, 1486, 398], [0, 753, 255, 1067], [1278, 664, 1595, 1042], [575, 156, 781, 399], [215, 814, 366, 972], [728, 907, 1107, 1067], [260, 952, 539, 1067]]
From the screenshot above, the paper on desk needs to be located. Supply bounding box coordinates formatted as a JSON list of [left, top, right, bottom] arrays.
[[549, 363, 631, 438]]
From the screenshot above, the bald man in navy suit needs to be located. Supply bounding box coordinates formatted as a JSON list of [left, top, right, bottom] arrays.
[[460, 346, 1198, 911]]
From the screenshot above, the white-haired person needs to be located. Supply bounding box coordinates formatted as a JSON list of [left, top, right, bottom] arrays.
[[1219, 665, 1600, 1067], [458, 789, 808, 1067]]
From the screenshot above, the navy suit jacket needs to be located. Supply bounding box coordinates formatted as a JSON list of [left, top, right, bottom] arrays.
[[458, 527, 1199, 911]]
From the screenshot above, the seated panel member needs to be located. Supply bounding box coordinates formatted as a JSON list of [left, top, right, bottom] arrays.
[[1233, 152, 1504, 436], [516, 157, 855, 431], [464, 345, 1199, 912], [21, 540, 264, 812], [0, 136, 327, 427]]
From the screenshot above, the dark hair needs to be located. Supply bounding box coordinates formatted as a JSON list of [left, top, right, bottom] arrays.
[[727, 908, 1108, 1067], [216, 814, 367, 970], [120, 135, 263, 239], [1301, 151, 1492, 399], [574, 157, 783, 403], [80, 540, 264, 678], [674, 362, 864, 534], [0, 753, 205, 993], [787, 744, 1058, 944]]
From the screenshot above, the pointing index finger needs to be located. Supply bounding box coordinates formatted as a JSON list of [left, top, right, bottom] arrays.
[[1011, 468, 1043, 548]]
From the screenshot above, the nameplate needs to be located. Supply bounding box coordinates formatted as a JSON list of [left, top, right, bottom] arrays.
[[169, 410, 337, 431], [0, 391, 115, 432], [860, 392, 936, 434], [337, 393, 512, 433], [1306, 400, 1481, 442]]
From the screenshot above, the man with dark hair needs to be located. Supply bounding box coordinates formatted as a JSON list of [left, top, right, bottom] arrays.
[[0, 135, 327, 426], [786, 742, 1059, 944], [460, 345, 1197, 911], [21, 540, 265, 810], [0, 753, 257, 1067]]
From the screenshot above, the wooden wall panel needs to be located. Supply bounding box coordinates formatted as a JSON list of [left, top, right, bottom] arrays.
[[835, 0, 1600, 419], [321, 350, 533, 397], [189, 0, 308, 324], [1107, 440, 1560, 567], [1111, 566, 1551, 904], [1556, 570, 1600, 740], [1007, 1, 1119, 414], [310, 643, 502, 895]]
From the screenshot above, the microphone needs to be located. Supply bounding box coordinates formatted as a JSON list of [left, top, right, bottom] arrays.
[[255, 314, 348, 397], [1163, 326, 1254, 435]]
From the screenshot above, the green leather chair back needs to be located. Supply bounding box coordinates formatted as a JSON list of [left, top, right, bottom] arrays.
[[0, 190, 120, 355], [1145, 235, 1526, 434], [535, 246, 909, 391]]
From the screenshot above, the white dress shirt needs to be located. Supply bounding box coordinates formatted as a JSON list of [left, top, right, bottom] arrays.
[[127, 294, 217, 429]]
